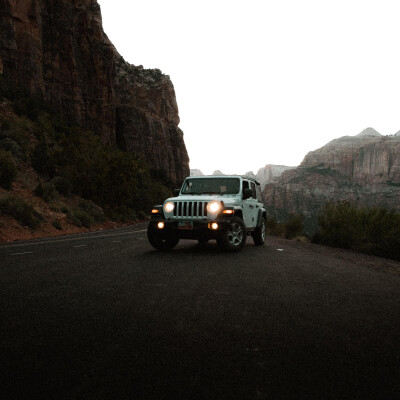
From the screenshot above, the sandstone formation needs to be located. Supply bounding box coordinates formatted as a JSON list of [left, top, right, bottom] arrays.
[[255, 164, 296, 190], [190, 169, 204, 176], [263, 128, 400, 234], [0, 0, 189, 183]]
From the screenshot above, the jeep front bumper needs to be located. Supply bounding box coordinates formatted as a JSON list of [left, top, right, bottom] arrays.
[[147, 218, 234, 241]]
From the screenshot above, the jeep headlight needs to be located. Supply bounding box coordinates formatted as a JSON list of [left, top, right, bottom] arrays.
[[207, 201, 221, 214], [164, 201, 175, 213]]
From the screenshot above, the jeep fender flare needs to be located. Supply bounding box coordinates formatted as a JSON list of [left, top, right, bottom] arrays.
[[233, 207, 243, 220], [256, 209, 266, 227]]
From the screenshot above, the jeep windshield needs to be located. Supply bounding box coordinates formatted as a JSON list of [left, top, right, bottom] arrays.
[[181, 177, 240, 195]]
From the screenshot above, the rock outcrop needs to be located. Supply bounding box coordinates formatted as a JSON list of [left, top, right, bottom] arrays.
[[256, 164, 296, 189], [0, 0, 189, 183], [263, 128, 400, 234], [190, 169, 204, 176]]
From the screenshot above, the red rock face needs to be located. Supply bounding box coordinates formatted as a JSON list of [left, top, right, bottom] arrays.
[[263, 132, 400, 234], [0, 0, 189, 183]]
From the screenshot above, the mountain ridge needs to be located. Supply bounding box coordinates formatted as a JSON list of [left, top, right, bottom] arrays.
[[263, 128, 400, 234]]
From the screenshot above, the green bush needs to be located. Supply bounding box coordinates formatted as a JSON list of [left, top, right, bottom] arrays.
[[285, 213, 304, 239], [34, 182, 57, 202], [0, 149, 18, 189], [52, 219, 62, 230], [67, 209, 94, 228], [0, 195, 42, 228], [313, 202, 400, 261], [0, 117, 32, 159], [31, 140, 55, 177], [52, 176, 72, 197], [107, 206, 137, 222], [0, 138, 23, 158], [78, 200, 105, 223], [265, 216, 285, 237]]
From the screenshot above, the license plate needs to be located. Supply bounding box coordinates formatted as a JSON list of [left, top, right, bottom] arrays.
[[178, 221, 193, 230]]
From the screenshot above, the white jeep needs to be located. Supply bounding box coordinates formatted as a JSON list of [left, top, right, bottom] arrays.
[[147, 175, 267, 251]]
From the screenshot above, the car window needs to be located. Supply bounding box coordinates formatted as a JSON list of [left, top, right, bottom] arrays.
[[181, 178, 240, 195], [250, 182, 256, 199], [256, 184, 263, 202]]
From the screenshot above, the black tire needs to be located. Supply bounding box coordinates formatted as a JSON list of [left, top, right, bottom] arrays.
[[147, 228, 179, 251], [217, 217, 246, 252], [252, 216, 266, 246]]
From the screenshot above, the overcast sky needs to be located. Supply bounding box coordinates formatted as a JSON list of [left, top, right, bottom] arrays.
[[98, 0, 400, 175]]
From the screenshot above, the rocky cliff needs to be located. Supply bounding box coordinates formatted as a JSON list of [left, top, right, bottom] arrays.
[[263, 128, 400, 234], [255, 164, 296, 189], [0, 0, 189, 183]]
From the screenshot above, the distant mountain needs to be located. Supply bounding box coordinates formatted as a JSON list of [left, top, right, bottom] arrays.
[[189, 166, 294, 188], [263, 128, 400, 234], [256, 165, 296, 189], [355, 127, 382, 138], [244, 171, 257, 180]]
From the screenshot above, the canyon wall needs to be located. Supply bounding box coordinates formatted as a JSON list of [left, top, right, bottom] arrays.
[[0, 0, 189, 183], [263, 128, 400, 234]]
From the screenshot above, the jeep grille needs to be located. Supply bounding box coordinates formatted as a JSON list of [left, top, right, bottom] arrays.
[[173, 201, 209, 219]]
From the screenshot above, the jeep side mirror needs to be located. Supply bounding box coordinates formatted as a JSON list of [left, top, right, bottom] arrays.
[[243, 188, 253, 199], [173, 189, 180, 196]]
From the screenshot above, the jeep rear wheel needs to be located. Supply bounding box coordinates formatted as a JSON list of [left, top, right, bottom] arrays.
[[147, 229, 179, 251], [217, 217, 246, 252]]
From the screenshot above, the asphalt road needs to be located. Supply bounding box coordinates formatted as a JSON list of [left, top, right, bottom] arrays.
[[1, 223, 400, 400]]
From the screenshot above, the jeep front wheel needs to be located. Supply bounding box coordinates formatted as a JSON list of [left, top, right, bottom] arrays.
[[217, 217, 246, 252], [252, 217, 266, 246], [147, 229, 179, 251]]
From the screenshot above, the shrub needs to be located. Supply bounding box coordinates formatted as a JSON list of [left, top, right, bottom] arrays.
[[52, 219, 62, 230], [0, 149, 18, 189], [265, 216, 285, 237], [52, 176, 72, 197], [31, 140, 55, 177], [60, 205, 69, 214], [0, 138, 23, 158], [78, 200, 105, 223], [0, 118, 32, 159], [107, 206, 137, 222], [34, 182, 57, 202], [0, 195, 42, 228], [314, 202, 400, 261], [67, 209, 94, 228], [285, 213, 304, 239]]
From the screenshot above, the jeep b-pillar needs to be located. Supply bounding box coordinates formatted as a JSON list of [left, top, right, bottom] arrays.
[[147, 175, 267, 251]]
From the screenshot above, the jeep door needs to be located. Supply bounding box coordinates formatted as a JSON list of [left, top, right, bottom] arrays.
[[242, 180, 258, 228]]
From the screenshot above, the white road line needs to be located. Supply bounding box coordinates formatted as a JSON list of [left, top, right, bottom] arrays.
[[74, 245, 87, 248], [11, 251, 33, 256], [0, 229, 148, 249]]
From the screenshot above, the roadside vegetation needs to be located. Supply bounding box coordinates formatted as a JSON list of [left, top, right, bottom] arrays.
[[266, 213, 306, 241], [313, 201, 400, 261], [0, 76, 173, 233], [266, 202, 400, 261]]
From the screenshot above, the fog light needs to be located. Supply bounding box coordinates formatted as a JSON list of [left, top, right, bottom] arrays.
[[157, 222, 165, 229], [211, 222, 219, 230]]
